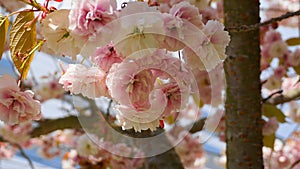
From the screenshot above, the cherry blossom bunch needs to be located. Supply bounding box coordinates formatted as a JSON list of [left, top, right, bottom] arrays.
[[9, 0, 300, 168], [260, 26, 300, 92], [0, 0, 228, 167], [263, 131, 300, 169], [217, 131, 300, 169], [62, 134, 145, 169], [264, 0, 299, 27], [33, 74, 65, 102], [38, 0, 230, 133], [259, 23, 300, 127], [167, 126, 206, 169]]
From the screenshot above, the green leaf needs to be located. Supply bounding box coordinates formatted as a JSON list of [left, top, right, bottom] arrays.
[[263, 133, 275, 149], [0, 15, 9, 60], [262, 104, 286, 123], [9, 12, 37, 80], [286, 37, 300, 46]]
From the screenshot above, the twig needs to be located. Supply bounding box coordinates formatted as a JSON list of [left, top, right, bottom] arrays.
[[187, 118, 206, 134], [227, 9, 300, 32], [260, 7, 293, 12], [290, 159, 300, 169], [266, 87, 300, 105], [14, 144, 35, 169], [262, 89, 283, 103], [106, 99, 113, 120]]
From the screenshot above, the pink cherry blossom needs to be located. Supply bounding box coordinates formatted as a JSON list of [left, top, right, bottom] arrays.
[[286, 48, 300, 67], [216, 0, 224, 19], [190, 63, 224, 106], [157, 82, 182, 116], [109, 143, 144, 169], [113, 2, 165, 57], [167, 127, 206, 169], [273, 66, 286, 78], [129, 70, 156, 111], [160, 13, 185, 51], [0, 122, 32, 146], [41, 9, 86, 60], [290, 108, 300, 123], [37, 134, 61, 159], [169, 1, 204, 28], [281, 75, 300, 92], [69, 0, 117, 39], [183, 20, 230, 71], [116, 89, 167, 132], [263, 75, 282, 91], [54, 130, 78, 147], [34, 77, 65, 102], [191, 69, 211, 104], [107, 49, 193, 131], [59, 64, 110, 99], [200, 7, 219, 24], [288, 101, 300, 123], [158, 3, 171, 13], [107, 49, 192, 112], [263, 117, 279, 136], [202, 20, 230, 60], [106, 62, 155, 109], [183, 47, 205, 70], [91, 43, 122, 72], [62, 150, 77, 169], [0, 75, 41, 125], [263, 132, 300, 169], [76, 134, 99, 157], [269, 40, 288, 59], [264, 30, 282, 44], [261, 45, 272, 70], [0, 142, 15, 159]]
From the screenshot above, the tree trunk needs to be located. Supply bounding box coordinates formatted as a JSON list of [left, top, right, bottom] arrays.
[[224, 0, 264, 169]]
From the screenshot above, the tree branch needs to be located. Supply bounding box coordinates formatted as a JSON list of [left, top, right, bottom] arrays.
[[29, 115, 206, 139], [266, 87, 300, 105], [188, 118, 206, 134], [30, 116, 82, 138], [26, 115, 206, 169], [30, 116, 206, 138], [227, 9, 300, 32], [262, 90, 283, 103]]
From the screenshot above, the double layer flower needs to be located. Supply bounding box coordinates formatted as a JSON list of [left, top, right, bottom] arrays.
[[0, 75, 41, 125]]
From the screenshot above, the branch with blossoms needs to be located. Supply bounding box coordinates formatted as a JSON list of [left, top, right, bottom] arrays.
[[227, 9, 300, 32], [29, 115, 206, 139], [2, 0, 300, 168]]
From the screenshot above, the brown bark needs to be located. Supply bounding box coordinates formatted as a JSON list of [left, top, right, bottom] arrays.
[[224, 0, 264, 169]]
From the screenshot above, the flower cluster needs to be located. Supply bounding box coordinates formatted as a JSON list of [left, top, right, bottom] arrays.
[[261, 27, 300, 92], [167, 127, 206, 169], [260, 24, 300, 125], [33, 75, 65, 102], [62, 134, 144, 169], [41, 0, 229, 132], [0, 122, 33, 146], [263, 131, 300, 169]]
